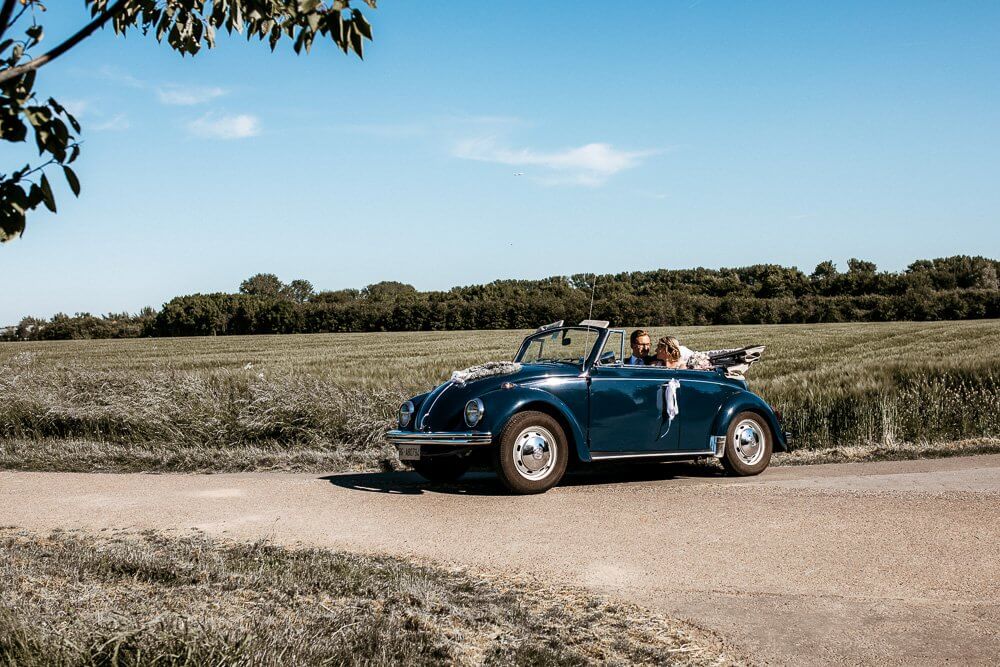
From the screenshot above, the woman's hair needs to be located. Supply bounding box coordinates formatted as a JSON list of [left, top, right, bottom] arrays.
[[657, 336, 681, 362]]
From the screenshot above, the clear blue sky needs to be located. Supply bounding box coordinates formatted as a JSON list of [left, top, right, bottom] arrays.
[[2, 1, 999, 324]]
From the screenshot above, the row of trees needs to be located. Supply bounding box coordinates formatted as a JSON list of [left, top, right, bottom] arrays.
[[4, 257, 999, 341]]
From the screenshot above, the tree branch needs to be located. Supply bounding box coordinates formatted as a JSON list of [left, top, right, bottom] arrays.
[[0, 0, 19, 42], [0, 0, 128, 85]]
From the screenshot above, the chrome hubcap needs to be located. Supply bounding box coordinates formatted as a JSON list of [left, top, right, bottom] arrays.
[[733, 419, 765, 465], [513, 426, 556, 480]]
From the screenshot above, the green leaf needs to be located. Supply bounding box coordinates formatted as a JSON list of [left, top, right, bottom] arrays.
[[39, 174, 56, 213], [348, 23, 364, 58], [353, 11, 373, 40], [63, 166, 81, 197], [28, 183, 44, 208]]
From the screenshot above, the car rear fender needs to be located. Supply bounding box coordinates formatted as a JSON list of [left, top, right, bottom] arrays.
[[481, 387, 591, 463], [712, 391, 789, 452]]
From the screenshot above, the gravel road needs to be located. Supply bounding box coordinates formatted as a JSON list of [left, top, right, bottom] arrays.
[[2, 455, 998, 665]]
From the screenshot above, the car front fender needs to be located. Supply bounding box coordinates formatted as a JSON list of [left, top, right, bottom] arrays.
[[407, 391, 430, 411], [712, 391, 789, 452], [480, 386, 591, 463]]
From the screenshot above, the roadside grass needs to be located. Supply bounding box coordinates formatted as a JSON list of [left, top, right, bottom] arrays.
[[772, 437, 1000, 466], [0, 320, 998, 472], [0, 529, 729, 666]]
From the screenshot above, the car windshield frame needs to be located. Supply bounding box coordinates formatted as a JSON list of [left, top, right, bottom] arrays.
[[513, 326, 610, 369]]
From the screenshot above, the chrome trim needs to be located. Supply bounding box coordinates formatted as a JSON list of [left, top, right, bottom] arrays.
[[589, 449, 715, 461], [387, 430, 493, 446], [419, 381, 454, 430], [512, 425, 557, 480], [590, 377, 719, 384], [712, 435, 726, 458], [464, 398, 485, 427], [398, 401, 414, 428], [733, 418, 765, 465]]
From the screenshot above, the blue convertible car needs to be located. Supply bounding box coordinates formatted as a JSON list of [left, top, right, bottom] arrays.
[[387, 321, 789, 494]]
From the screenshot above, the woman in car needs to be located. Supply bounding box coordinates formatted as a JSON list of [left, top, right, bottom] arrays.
[[652, 336, 685, 368], [654, 335, 713, 370]]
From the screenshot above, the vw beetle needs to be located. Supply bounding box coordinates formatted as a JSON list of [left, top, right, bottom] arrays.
[[387, 321, 789, 494]]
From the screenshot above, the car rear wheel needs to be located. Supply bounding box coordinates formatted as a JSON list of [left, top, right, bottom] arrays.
[[494, 411, 569, 494], [721, 411, 772, 476], [411, 456, 471, 483]]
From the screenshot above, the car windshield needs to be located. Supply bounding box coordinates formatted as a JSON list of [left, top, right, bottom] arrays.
[[515, 328, 601, 367]]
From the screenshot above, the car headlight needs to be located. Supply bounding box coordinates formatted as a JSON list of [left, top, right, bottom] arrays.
[[464, 398, 484, 427], [398, 401, 414, 428]]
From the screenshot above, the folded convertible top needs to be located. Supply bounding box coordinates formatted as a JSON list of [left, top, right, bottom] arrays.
[[705, 345, 765, 378]]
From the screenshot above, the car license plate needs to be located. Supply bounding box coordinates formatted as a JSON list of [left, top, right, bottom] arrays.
[[397, 444, 421, 461]]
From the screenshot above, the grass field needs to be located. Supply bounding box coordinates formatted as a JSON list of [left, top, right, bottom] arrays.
[[1, 320, 998, 472], [0, 529, 724, 666]]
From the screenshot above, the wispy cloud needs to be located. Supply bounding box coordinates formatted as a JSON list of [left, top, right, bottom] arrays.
[[96, 65, 146, 90], [453, 138, 655, 186], [62, 99, 92, 117], [187, 113, 260, 140], [338, 122, 429, 138], [156, 85, 227, 106], [98, 66, 228, 106], [91, 113, 131, 132], [59, 99, 128, 132]]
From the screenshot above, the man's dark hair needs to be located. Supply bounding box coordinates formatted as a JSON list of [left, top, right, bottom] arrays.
[[630, 329, 649, 345]]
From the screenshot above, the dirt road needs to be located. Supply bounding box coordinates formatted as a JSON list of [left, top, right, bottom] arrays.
[[3, 455, 999, 665]]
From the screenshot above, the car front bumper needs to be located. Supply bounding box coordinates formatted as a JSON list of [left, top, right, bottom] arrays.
[[386, 430, 493, 446]]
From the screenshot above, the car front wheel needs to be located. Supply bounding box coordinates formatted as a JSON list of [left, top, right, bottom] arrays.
[[494, 411, 569, 494], [721, 411, 773, 476]]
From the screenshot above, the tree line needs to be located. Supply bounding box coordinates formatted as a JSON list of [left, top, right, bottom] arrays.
[[3, 256, 998, 341]]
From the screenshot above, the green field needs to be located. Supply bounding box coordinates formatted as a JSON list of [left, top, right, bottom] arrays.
[[1, 320, 999, 472]]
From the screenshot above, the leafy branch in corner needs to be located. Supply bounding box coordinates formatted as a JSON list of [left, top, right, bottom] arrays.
[[0, 0, 376, 243]]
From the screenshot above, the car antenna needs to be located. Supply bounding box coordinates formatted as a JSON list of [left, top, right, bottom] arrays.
[[582, 273, 598, 369]]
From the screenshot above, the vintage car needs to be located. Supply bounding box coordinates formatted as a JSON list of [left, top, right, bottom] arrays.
[[387, 321, 789, 494]]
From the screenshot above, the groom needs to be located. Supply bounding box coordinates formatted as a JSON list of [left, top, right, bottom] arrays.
[[626, 329, 654, 365]]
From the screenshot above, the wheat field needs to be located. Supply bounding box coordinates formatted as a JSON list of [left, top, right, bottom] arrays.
[[1, 320, 998, 472]]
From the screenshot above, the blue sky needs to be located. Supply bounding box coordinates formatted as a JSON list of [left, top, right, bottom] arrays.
[[2, 1, 999, 324]]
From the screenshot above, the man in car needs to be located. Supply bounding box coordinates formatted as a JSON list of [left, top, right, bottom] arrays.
[[626, 329, 653, 365]]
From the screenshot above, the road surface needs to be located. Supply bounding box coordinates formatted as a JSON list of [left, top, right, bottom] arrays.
[[2, 455, 999, 665]]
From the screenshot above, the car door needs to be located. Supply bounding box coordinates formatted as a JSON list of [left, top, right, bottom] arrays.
[[587, 365, 682, 454], [673, 370, 740, 451]]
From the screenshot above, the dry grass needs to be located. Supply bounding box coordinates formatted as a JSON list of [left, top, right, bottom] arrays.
[[0, 529, 730, 666], [0, 320, 998, 472], [772, 437, 1000, 466]]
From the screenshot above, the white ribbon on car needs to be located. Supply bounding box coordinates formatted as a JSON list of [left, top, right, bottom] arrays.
[[655, 379, 681, 441], [663, 379, 680, 423]]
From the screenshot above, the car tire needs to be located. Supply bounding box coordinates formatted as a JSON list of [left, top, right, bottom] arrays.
[[494, 411, 569, 494], [721, 411, 773, 476], [411, 456, 471, 483]]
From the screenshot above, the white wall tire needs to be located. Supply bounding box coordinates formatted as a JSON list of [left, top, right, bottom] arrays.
[[494, 411, 568, 494], [721, 411, 773, 476]]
